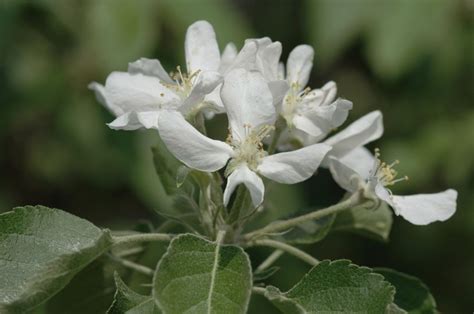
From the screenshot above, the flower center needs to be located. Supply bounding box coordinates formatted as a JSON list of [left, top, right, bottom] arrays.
[[282, 83, 311, 127], [370, 148, 408, 187], [225, 124, 274, 175], [165, 66, 201, 99]]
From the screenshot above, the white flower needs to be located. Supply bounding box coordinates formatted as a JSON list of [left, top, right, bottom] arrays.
[[329, 148, 457, 225], [157, 68, 332, 207], [89, 20, 226, 130], [280, 45, 353, 139]]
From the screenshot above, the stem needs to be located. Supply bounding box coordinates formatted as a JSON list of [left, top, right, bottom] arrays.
[[215, 229, 226, 243], [267, 118, 285, 154], [107, 254, 154, 276], [256, 249, 284, 272], [252, 286, 266, 295], [248, 239, 319, 266], [244, 192, 366, 240], [112, 233, 173, 246]]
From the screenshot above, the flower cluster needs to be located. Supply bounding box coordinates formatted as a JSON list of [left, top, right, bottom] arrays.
[[90, 20, 457, 226]]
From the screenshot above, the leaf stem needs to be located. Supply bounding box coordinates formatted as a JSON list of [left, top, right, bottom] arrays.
[[252, 286, 266, 295], [247, 239, 319, 266], [107, 254, 154, 276], [112, 233, 173, 246], [256, 249, 284, 272], [243, 192, 367, 241]]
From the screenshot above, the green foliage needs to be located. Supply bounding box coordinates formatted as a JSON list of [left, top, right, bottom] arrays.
[[376, 268, 437, 314], [262, 260, 395, 313], [277, 212, 335, 244], [108, 272, 159, 314], [0, 206, 113, 313], [332, 201, 393, 242], [153, 234, 252, 314]]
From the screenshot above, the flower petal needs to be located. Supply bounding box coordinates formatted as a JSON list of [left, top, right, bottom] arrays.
[[338, 146, 374, 180], [286, 44, 314, 89], [268, 79, 289, 108], [108, 111, 160, 130], [256, 41, 282, 81], [390, 189, 458, 225], [157, 110, 233, 172], [221, 69, 276, 140], [180, 71, 222, 115], [88, 82, 124, 116], [128, 58, 174, 84], [324, 110, 383, 159], [223, 165, 265, 207], [328, 156, 362, 192], [219, 42, 238, 73], [104, 72, 180, 113], [258, 143, 331, 184], [225, 41, 258, 74], [185, 20, 220, 73]]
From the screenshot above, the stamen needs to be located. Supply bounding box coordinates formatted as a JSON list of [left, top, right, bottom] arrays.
[[370, 148, 408, 187]]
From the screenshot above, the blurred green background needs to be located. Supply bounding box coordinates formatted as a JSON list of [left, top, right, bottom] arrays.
[[1, 0, 473, 312]]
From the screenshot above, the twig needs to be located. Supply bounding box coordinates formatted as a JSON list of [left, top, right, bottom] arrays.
[[248, 239, 319, 266]]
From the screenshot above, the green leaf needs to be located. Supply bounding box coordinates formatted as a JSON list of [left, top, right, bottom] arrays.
[[0, 206, 113, 313], [153, 234, 252, 314], [375, 268, 437, 314], [332, 201, 393, 242], [262, 260, 395, 313], [107, 272, 160, 314], [277, 213, 335, 244]]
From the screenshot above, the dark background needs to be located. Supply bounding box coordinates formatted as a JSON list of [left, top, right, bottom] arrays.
[[1, 0, 473, 312]]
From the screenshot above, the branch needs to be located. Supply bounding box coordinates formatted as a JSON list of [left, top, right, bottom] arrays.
[[248, 239, 319, 266], [112, 233, 173, 246], [244, 191, 367, 241]]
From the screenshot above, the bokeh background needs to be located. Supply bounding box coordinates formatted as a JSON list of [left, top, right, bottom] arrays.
[[1, 0, 473, 312]]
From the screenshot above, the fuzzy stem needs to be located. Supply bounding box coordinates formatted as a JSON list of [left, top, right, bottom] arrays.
[[107, 254, 154, 276], [256, 249, 284, 272], [267, 118, 285, 154], [248, 239, 319, 266], [244, 192, 367, 241], [252, 286, 267, 295], [112, 233, 173, 246]]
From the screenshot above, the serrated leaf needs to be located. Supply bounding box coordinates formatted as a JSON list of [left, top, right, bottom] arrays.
[[276, 213, 335, 244], [263, 260, 395, 313], [153, 234, 252, 314], [332, 201, 393, 242], [375, 268, 437, 314], [107, 272, 160, 314], [0, 206, 113, 313]]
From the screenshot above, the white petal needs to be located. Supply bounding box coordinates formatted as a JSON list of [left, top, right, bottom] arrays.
[[277, 62, 285, 80], [128, 58, 173, 84], [257, 41, 282, 81], [286, 44, 314, 89], [108, 111, 160, 130], [391, 189, 457, 225], [219, 42, 238, 73], [221, 69, 275, 140], [223, 165, 265, 207], [338, 147, 374, 180], [203, 85, 225, 114], [88, 82, 124, 116], [157, 110, 233, 172], [328, 157, 362, 192], [293, 115, 323, 137], [180, 71, 222, 115], [225, 41, 258, 74], [104, 72, 179, 113], [324, 110, 383, 159], [375, 183, 395, 207], [258, 143, 331, 184], [268, 80, 289, 108], [185, 20, 220, 73]]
